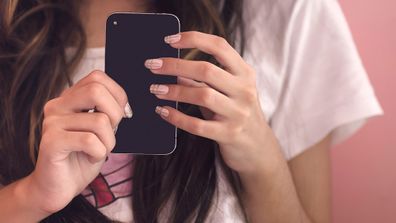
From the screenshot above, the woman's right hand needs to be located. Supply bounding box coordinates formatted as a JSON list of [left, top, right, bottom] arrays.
[[26, 70, 132, 214]]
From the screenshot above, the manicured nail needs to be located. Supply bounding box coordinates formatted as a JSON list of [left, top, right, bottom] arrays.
[[144, 59, 163, 69], [113, 125, 118, 134], [150, 84, 169, 95], [155, 106, 169, 117], [124, 102, 133, 118], [164, 34, 181, 44]]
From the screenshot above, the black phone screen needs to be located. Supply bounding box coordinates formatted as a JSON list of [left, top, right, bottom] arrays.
[[105, 13, 179, 154]]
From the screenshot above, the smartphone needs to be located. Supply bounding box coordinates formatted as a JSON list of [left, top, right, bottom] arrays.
[[105, 13, 180, 154]]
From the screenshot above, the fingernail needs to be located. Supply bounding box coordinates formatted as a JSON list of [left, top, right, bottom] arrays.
[[113, 125, 118, 134], [164, 34, 181, 44], [144, 59, 163, 69], [124, 102, 133, 118], [150, 84, 169, 95], [155, 106, 169, 117]]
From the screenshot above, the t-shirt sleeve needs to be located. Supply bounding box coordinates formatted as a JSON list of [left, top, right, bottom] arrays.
[[269, 0, 383, 160]]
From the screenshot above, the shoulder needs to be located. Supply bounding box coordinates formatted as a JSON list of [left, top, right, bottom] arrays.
[[241, 0, 355, 82], [243, 0, 336, 17], [242, 0, 383, 160], [242, 0, 343, 43]]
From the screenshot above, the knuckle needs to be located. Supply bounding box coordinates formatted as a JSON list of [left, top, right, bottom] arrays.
[[94, 113, 111, 128], [88, 70, 106, 82], [235, 107, 250, 119], [227, 124, 243, 139], [200, 88, 215, 106], [190, 31, 201, 39], [81, 132, 98, 148], [200, 62, 215, 81], [43, 99, 58, 116], [97, 147, 108, 160], [189, 31, 202, 44], [190, 120, 205, 135], [42, 116, 57, 131], [214, 36, 229, 50], [40, 130, 58, 152], [242, 88, 258, 103], [86, 82, 105, 100]]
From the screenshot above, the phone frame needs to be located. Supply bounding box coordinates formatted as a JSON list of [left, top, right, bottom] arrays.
[[105, 12, 180, 155]]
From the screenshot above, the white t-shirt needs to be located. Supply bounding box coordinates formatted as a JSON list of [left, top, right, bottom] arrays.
[[71, 0, 383, 222]]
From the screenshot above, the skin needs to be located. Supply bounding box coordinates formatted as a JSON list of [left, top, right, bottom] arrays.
[[0, 1, 331, 222]]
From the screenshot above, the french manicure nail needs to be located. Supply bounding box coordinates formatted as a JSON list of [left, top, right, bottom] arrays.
[[150, 84, 169, 95], [144, 59, 163, 69], [155, 106, 169, 117], [124, 102, 133, 118], [164, 34, 181, 44]]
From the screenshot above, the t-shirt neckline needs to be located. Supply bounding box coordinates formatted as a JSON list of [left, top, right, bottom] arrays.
[[85, 47, 105, 59]]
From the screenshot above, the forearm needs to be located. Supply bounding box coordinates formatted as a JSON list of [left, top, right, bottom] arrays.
[[0, 176, 50, 222], [239, 135, 312, 223]]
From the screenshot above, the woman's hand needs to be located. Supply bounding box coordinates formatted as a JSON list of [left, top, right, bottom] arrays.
[[27, 70, 131, 214], [145, 31, 278, 175]]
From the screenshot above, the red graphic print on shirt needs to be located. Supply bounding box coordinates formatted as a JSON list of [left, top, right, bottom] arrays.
[[82, 154, 135, 208]]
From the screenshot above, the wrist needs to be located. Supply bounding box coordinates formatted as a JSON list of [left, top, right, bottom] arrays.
[[237, 136, 290, 198], [15, 175, 53, 220], [238, 155, 285, 191], [238, 131, 286, 180]]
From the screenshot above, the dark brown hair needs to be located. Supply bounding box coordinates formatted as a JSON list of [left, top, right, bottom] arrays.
[[0, 0, 246, 222]]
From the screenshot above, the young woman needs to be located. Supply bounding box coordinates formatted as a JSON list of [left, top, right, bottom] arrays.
[[0, 0, 382, 222]]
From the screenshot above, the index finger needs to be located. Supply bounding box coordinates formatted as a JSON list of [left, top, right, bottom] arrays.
[[165, 31, 246, 75], [68, 70, 129, 110]]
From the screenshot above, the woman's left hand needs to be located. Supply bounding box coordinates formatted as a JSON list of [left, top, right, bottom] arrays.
[[145, 31, 278, 175]]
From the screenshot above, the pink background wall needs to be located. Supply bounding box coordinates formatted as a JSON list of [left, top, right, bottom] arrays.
[[332, 0, 396, 222]]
